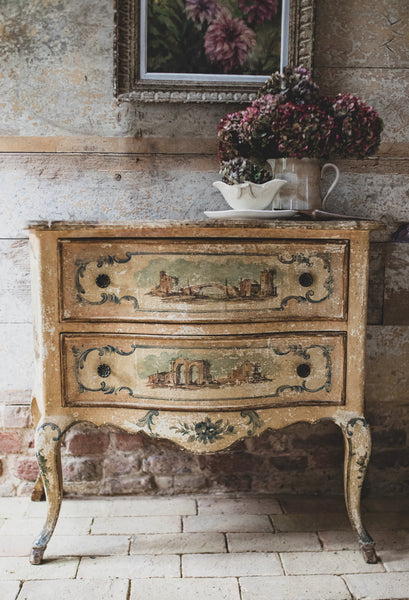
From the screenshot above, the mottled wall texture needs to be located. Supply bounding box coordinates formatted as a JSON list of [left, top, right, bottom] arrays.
[[0, 0, 408, 497]]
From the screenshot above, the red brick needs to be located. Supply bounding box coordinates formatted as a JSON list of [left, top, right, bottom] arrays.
[[112, 431, 145, 451], [103, 455, 141, 477], [16, 458, 39, 481], [1, 405, 32, 428], [62, 458, 103, 481], [198, 452, 264, 474], [143, 454, 199, 475], [65, 430, 110, 456], [0, 432, 22, 453], [109, 475, 154, 495]]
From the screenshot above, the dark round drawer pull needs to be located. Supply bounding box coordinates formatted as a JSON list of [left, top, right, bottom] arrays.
[[97, 364, 111, 378], [96, 273, 110, 288], [299, 272, 314, 287], [297, 363, 311, 378]]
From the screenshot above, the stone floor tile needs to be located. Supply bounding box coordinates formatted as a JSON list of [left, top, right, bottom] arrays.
[[227, 532, 321, 553], [107, 497, 197, 517], [183, 514, 273, 533], [25, 500, 111, 519], [319, 529, 409, 552], [0, 536, 32, 557], [18, 578, 129, 600], [280, 550, 384, 575], [0, 498, 29, 518], [182, 552, 282, 577], [240, 575, 352, 600], [197, 496, 281, 515], [0, 534, 130, 557], [130, 532, 226, 555], [279, 496, 347, 515], [91, 516, 182, 535], [77, 554, 180, 579], [344, 572, 409, 600], [26, 497, 196, 518], [318, 530, 360, 552], [1, 517, 93, 536], [49, 535, 130, 557], [380, 549, 409, 572], [0, 556, 79, 580], [272, 513, 350, 532], [0, 581, 21, 600], [130, 577, 241, 600]]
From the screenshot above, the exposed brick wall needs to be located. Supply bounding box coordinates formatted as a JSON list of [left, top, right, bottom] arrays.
[[2, 404, 409, 498]]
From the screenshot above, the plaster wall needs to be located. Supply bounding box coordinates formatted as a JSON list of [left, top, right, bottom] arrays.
[[0, 0, 408, 496]]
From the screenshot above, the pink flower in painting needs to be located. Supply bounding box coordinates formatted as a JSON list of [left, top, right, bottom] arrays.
[[185, 0, 219, 24], [238, 0, 279, 25], [204, 10, 256, 73]]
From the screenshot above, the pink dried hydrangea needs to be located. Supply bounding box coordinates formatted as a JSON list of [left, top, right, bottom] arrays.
[[331, 94, 383, 158], [217, 109, 250, 161], [238, 0, 279, 24], [204, 10, 256, 73], [217, 67, 383, 161], [185, 0, 219, 24]]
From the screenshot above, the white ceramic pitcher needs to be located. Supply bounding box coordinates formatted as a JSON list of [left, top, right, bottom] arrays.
[[267, 158, 340, 211]]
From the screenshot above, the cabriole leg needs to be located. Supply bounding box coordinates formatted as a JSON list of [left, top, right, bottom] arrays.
[[30, 422, 63, 565], [338, 416, 378, 564]]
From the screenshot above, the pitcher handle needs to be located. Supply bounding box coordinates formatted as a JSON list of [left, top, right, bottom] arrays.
[[321, 163, 340, 210]]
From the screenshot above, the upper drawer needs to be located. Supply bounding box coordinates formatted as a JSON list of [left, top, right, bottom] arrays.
[[60, 238, 348, 323]]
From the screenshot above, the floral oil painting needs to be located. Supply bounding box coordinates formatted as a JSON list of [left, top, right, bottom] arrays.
[[146, 0, 282, 75]]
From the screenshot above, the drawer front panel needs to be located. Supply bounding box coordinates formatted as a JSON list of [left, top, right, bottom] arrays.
[[62, 333, 346, 411], [60, 239, 348, 322]]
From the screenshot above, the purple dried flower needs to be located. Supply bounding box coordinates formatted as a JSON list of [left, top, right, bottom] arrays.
[[185, 0, 219, 24], [330, 94, 383, 158], [216, 67, 383, 162], [204, 10, 255, 73], [238, 0, 279, 24], [217, 109, 250, 161]]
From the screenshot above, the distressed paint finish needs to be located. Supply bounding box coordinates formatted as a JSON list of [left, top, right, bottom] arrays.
[[337, 415, 376, 563], [29, 220, 379, 563], [315, 68, 409, 149], [63, 333, 344, 410], [1, 153, 408, 240], [30, 420, 64, 565], [61, 238, 347, 322], [315, 0, 409, 68]]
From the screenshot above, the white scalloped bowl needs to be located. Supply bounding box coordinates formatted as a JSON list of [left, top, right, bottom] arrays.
[[213, 179, 287, 211]]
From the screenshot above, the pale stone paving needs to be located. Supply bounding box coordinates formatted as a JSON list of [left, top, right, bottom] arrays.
[[0, 493, 409, 600]]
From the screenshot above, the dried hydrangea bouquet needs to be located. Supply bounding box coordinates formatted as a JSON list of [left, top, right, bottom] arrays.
[[215, 67, 383, 211]]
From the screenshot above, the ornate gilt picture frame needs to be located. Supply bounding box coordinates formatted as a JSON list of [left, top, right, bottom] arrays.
[[114, 0, 316, 103]]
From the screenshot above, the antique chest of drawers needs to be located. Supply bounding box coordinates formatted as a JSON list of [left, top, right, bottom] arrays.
[[28, 219, 380, 564]]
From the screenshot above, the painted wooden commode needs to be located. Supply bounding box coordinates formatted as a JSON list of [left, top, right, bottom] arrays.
[[28, 219, 380, 565]]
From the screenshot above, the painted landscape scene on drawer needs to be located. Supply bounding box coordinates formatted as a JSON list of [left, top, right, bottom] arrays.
[[63, 334, 346, 411], [61, 240, 348, 321]]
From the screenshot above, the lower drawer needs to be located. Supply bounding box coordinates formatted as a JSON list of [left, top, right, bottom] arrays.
[[62, 332, 346, 411]]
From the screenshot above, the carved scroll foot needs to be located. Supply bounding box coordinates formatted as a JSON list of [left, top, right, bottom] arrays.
[[337, 416, 378, 564], [30, 547, 45, 565], [30, 422, 63, 565], [31, 474, 46, 502]]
